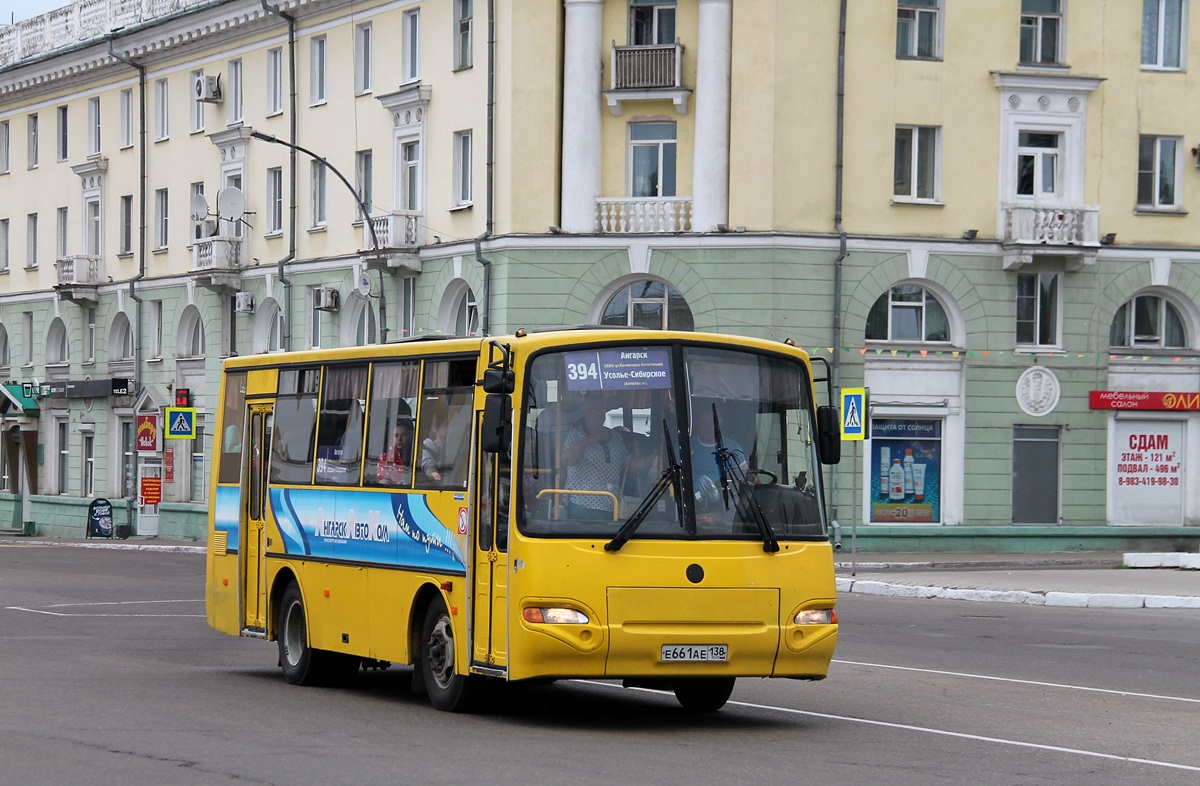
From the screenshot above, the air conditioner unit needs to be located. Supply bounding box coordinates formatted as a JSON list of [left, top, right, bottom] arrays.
[[193, 219, 218, 241], [313, 287, 340, 312], [194, 73, 223, 103], [234, 292, 255, 313]]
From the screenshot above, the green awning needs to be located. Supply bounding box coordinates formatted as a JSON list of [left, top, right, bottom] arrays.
[[0, 384, 39, 416]]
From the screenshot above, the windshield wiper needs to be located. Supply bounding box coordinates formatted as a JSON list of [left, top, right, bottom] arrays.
[[712, 404, 779, 553], [606, 419, 684, 553]]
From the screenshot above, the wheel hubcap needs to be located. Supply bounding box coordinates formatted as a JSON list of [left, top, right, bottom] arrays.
[[427, 614, 454, 689], [283, 599, 305, 667]]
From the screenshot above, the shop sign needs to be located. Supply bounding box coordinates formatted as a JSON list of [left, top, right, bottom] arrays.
[[870, 418, 941, 523], [137, 415, 159, 452], [164, 445, 175, 483], [39, 378, 134, 399], [86, 498, 113, 538], [140, 476, 163, 506], [1089, 391, 1200, 411]]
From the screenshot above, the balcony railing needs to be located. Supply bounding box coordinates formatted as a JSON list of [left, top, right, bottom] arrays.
[[611, 42, 683, 90], [1003, 205, 1099, 246], [192, 236, 243, 272], [596, 198, 692, 234], [364, 210, 424, 250], [55, 255, 101, 285]]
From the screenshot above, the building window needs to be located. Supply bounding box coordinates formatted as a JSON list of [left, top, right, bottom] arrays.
[[629, 123, 676, 197], [631, 0, 676, 45], [25, 213, 37, 269], [866, 284, 950, 342], [28, 114, 38, 168], [356, 150, 373, 220], [1013, 426, 1060, 524], [453, 131, 472, 206], [268, 303, 285, 352], [356, 23, 373, 93], [189, 69, 205, 132], [113, 314, 134, 360], [355, 302, 376, 346], [1142, 0, 1185, 70], [22, 312, 33, 366], [403, 10, 421, 82], [190, 424, 206, 502], [1110, 294, 1187, 348], [398, 276, 416, 339], [0, 220, 8, 272], [267, 48, 284, 115], [871, 418, 942, 523], [228, 59, 243, 125], [311, 161, 327, 227], [310, 36, 327, 105], [267, 168, 283, 234], [83, 306, 96, 363], [47, 317, 69, 364], [1137, 135, 1181, 209], [57, 420, 69, 495], [896, 0, 940, 59], [454, 286, 479, 336], [120, 89, 133, 148], [85, 198, 101, 256], [1016, 272, 1060, 347], [149, 301, 163, 359], [56, 207, 68, 257], [401, 141, 421, 210], [87, 98, 100, 155], [894, 125, 939, 201], [120, 419, 135, 497], [454, 0, 473, 70], [1016, 131, 1059, 197], [0, 120, 9, 172], [310, 288, 324, 349], [0, 325, 8, 370], [155, 188, 169, 249], [1020, 0, 1064, 65], [155, 78, 169, 140], [119, 195, 133, 254], [83, 434, 95, 497], [183, 313, 205, 357], [57, 105, 68, 161], [600, 279, 694, 330]]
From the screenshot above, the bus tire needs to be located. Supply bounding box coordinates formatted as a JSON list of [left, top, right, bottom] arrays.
[[420, 596, 480, 712], [672, 677, 735, 712], [277, 582, 333, 686]]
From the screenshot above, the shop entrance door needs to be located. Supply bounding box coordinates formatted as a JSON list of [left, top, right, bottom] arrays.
[[137, 463, 163, 536]]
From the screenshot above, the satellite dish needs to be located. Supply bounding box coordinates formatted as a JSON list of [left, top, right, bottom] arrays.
[[190, 192, 209, 222], [357, 273, 372, 296], [216, 187, 246, 221]]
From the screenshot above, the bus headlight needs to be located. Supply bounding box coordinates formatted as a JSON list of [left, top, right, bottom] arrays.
[[794, 608, 836, 625], [523, 607, 590, 625]]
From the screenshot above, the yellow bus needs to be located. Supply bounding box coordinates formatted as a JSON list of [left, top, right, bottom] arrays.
[[206, 328, 841, 712]]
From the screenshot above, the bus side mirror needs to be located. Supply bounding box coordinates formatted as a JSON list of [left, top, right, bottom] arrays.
[[482, 368, 515, 394], [817, 405, 841, 465], [481, 393, 511, 454]]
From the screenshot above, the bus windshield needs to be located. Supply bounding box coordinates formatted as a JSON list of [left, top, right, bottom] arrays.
[[520, 343, 826, 542]]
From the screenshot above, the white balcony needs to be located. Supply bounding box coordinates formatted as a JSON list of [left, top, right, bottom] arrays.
[[192, 236, 243, 272], [596, 198, 693, 234], [1002, 204, 1100, 270], [603, 41, 691, 115], [361, 211, 423, 272], [55, 254, 101, 285]]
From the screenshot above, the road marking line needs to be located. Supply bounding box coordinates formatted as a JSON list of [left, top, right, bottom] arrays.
[[40, 599, 203, 608], [4, 607, 204, 617], [576, 680, 1200, 774], [835, 659, 1200, 705], [5, 599, 204, 618]]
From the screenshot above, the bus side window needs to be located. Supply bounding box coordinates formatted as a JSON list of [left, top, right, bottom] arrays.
[[365, 362, 419, 487]]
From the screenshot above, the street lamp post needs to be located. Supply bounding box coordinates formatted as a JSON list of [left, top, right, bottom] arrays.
[[249, 130, 387, 344]]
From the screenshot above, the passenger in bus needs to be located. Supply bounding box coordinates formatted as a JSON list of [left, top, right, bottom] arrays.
[[419, 417, 447, 482], [561, 404, 632, 520], [690, 409, 749, 521], [376, 420, 414, 486]]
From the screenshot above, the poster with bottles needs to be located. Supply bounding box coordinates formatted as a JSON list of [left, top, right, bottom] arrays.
[[869, 418, 941, 523]]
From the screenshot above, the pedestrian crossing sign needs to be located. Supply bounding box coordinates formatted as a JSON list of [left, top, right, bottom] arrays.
[[165, 407, 196, 439], [840, 387, 867, 441]]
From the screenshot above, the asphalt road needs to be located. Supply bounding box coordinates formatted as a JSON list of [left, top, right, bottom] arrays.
[[2, 544, 1198, 785]]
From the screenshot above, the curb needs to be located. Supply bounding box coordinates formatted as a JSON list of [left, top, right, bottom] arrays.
[[835, 577, 1200, 609], [1, 539, 205, 554]]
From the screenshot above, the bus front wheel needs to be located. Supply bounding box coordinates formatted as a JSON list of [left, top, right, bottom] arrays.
[[672, 677, 735, 712], [421, 597, 480, 712], [277, 582, 357, 686]]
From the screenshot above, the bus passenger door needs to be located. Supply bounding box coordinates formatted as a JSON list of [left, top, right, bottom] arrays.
[[241, 405, 272, 632], [472, 438, 509, 670]]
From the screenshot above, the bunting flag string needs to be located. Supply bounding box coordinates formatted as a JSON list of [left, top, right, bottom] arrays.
[[798, 346, 1200, 363]]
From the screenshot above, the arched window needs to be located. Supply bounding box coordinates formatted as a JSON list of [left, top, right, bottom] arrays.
[[47, 318, 69, 364], [453, 286, 479, 336], [600, 279, 693, 330], [354, 301, 377, 346], [865, 284, 950, 343], [1109, 294, 1186, 349], [0, 324, 9, 368], [267, 303, 285, 352], [177, 306, 206, 358], [109, 313, 134, 361]]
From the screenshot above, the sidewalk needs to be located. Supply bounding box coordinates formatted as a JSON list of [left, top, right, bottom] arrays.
[[836, 551, 1200, 609]]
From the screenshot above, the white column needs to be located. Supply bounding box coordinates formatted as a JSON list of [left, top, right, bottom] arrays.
[[561, 0, 604, 233], [691, 0, 732, 232]]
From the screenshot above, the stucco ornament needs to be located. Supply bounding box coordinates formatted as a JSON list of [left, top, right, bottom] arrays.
[[1016, 366, 1060, 417]]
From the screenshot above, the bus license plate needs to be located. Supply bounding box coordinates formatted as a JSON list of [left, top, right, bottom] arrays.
[[660, 644, 728, 662]]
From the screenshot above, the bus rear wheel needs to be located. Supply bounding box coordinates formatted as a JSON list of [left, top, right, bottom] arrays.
[[672, 677, 735, 712], [277, 582, 357, 686], [420, 597, 480, 712]]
